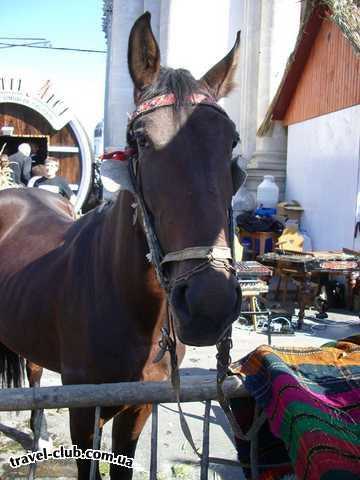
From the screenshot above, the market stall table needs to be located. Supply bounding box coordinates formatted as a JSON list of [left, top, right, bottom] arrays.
[[259, 250, 360, 328]]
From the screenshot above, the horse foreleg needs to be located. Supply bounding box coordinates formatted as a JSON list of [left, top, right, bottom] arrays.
[[69, 407, 102, 480], [110, 404, 152, 480], [26, 361, 52, 450]]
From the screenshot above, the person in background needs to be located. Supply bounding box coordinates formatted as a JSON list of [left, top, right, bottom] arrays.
[[29, 142, 43, 170], [30, 157, 75, 204], [8, 143, 32, 185]]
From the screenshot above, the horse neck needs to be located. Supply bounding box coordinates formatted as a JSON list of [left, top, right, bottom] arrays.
[[101, 191, 166, 332]]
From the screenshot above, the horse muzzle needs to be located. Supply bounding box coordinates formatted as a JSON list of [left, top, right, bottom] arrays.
[[170, 266, 242, 346]]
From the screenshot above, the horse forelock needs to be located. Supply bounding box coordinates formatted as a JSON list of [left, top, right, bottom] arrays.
[[139, 67, 207, 109]]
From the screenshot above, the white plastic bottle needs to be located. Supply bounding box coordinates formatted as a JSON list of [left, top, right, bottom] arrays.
[[256, 175, 279, 209]]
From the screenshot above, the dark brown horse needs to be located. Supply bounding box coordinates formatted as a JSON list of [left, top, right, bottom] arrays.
[[0, 13, 241, 479]]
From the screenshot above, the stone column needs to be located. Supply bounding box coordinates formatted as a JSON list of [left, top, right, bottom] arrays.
[[221, 0, 246, 141], [246, 0, 301, 199], [235, 0, 262, 161], [103, 0, 162, 150], [103, 0, 144, 150], [102, 0, 164, 198]]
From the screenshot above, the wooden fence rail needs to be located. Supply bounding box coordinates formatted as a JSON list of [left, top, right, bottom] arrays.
[[0, 374, 249, 480], [0, 374, 247, 411]]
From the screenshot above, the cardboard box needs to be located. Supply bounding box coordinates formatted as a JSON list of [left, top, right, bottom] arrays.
[[277, 202, 304, 221]]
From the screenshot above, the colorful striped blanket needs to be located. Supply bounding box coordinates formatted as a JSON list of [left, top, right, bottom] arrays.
[[230, 335, 360, 480]]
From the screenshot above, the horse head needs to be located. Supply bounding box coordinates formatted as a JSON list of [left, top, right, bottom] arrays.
[[127, 12, 243, 346]]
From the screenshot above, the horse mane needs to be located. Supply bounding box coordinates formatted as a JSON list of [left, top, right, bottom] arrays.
[[140, 67, 205, 109]]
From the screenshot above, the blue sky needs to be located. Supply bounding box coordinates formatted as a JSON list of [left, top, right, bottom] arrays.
[[0, 0, 106, 140]]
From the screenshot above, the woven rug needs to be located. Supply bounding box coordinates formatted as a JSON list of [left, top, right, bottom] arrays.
[[230, 335, 360, 480]]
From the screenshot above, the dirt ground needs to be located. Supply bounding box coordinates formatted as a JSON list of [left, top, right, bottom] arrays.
[[0, 305, 359, 480]]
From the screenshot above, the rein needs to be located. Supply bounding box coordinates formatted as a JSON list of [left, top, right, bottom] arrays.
[[126, 93, 264, 474]]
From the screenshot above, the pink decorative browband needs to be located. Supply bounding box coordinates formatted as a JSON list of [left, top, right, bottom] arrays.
[[129, 93, 220, 123], [104, 92, 228, 162], [102, 94, 224, 162]]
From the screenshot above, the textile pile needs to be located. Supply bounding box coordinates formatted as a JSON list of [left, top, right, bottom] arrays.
[[0, 155, 15, 190], [230, 336, 360, 479]]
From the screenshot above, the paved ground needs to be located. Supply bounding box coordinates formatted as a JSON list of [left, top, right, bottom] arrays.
[[0, 304, 359, 479]]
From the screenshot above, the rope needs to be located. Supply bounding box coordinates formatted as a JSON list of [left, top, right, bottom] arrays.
[[161, 308, 202, 458], [216, 333, 266, 441], [163, 322, 267, 469]]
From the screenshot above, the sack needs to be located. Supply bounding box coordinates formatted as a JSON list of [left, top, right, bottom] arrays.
[[277, 226, 304, 252], [232, 186, 256, 214]]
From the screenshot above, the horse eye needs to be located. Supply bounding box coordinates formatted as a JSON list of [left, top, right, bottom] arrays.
[[135, 131, 150, 149]]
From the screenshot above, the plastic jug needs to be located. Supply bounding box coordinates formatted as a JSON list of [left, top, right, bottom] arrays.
[[256, 175, 279, 209]]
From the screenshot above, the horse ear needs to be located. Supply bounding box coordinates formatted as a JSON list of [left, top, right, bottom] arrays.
[[128, 12, 160, 91], [200, 31, 241, 100]]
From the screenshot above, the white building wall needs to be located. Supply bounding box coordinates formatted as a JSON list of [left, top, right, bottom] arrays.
[[286, 105, 360, 250]]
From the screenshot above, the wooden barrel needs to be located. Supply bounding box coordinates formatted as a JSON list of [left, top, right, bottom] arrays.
[[0, 76, 93, 211]]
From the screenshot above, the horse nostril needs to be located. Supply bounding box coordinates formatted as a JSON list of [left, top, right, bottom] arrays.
[[178, 284, 199, 317], [177, 284, 188, 304], [171, 283, 189, 313]]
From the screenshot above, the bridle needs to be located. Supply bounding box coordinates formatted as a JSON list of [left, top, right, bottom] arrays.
[[126, 91, 239, 348], [126, 92, 239, 293], [125, 92, 258, 463]]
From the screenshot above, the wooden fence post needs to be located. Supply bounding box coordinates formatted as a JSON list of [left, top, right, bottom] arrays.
[[200, 400, 211, 480], [149, 403, 158, 480], [89, 406, 102, 480], [27, 408, 44, 480]]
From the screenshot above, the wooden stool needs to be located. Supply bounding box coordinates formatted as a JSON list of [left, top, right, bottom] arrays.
[[238, 230, 279, 259]]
